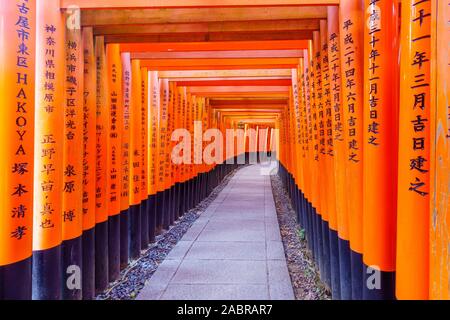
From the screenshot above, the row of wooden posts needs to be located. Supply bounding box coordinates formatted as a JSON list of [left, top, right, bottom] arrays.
[[0, 0, 281, 300], [277, 1, 448, 300]]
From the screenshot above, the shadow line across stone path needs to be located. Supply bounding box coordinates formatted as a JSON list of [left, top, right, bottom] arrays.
[[137, 164, 294, 300]]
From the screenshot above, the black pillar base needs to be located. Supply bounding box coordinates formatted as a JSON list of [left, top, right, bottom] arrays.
[[338, 238, 352, 300], [363, 264, 396, 300], [61, 236, 83, 300], [148, 195, 156, 243], [140, 199, 149, 249], [350, 250, 363, 300], [155, 192, 163, 234], [82, 227, 95, 300], [120, 209, 130, 270], [0, 256, 32, 300], [162, 189, 170, 230], [329, 229, 341, 300], [95, 220, 109, 295], [108, 214, 121, 282], [321, 219, 331, 288], [129, 204, 141, 261], [32, 245, 62, 300]]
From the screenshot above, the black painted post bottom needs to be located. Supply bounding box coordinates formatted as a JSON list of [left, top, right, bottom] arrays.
[[338, 238, 352, 300], [147, 195, 156, 243], [120, 209, 130, 270], [329, 229, 341, 300], [155, 192, 163, 234], [350, 250, 363, 300], [95, 220, 109, 295], [162, 189, 170, 230], [140, 199, 149, 249], [363, 264, 395, 300], [168, 186, 175, 226], [321, 220, 331, 289], [32, 245, 62, 300], [0, 257, 32, 300], [108, 214, 121, 282], [82, 227, 95, 300], [61, 236, 82, 300], [129, 204, 141, 261], [313, 208, 322, 275], [174, 183, 181, 220]]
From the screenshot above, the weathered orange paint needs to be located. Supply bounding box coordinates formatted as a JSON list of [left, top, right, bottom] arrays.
[[120, 53, 132, 211], [339, 0, 364, 250], [33, 0, 63, 251], [83, 27, 97, 231], [95, 36, 109, 223], [396, 0, 431, 300], [106, 44, 123, 216], [363, 0, 399, 271], [121, 41, 309, 53], [62, 13, 84, 241], [429, 0, 450, 300]]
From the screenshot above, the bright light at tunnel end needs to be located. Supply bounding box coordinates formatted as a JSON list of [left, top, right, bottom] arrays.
[[170, 122, 279, 175]]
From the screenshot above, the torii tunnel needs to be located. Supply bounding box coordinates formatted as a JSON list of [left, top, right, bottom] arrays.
[[0, 0, 448, 301]]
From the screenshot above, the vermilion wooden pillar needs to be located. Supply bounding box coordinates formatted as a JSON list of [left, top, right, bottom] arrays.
[[339, 0, 364, 300], [0, 0, 35, 300], [362, 0, 399, 300]]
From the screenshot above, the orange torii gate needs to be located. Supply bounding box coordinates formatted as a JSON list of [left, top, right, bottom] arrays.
[[0, 0, 449, 302]]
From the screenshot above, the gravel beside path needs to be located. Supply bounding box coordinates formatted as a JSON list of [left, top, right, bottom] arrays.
[[270, 173, 331, 300]]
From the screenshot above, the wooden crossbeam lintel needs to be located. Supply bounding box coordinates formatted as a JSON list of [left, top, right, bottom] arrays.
[[81, 7, 328, 26], [62, 0, 339, 9], [131, 50, 303, 59], [94, 19, 319, 36], [121, 40, 309, 52]]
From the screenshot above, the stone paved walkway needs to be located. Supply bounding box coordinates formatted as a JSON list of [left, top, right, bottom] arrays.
[[137, 164, 294, 300]]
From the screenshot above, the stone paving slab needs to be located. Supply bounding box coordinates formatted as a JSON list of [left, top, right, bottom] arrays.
[[171, 259, 267, 284], [138, 164, 294, 300], [161, 284, 269, 300], [185, 241, 266, 260]]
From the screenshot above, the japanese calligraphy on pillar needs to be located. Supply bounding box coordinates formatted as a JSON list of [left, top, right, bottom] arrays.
[[33, 0, 63, 251], [321, 23, 333, 158], [82, 27, 96, 231], [0, 0, 36, 265], [121, 53, 131, 211], [429, 0, 450, 300], [165, 83, 174, 189], [173, 84, 182, 182], [329, 29, 343, 145], [363, 0, 399, 274], [11, 1, 34, 242], [201, 98, 209, 173], [95, 36, 108, 222], [304, 49, 313, 161], [106, 44, 122, 216], [62, 15, 83, 240], [314, 35, 324, 160], [366, 3, 382, 148], [328, 5, 348, 241], [300, 59, 308, 159], [405, 1, 431, 198], [129, 59, 141, 205], [178, 87, 186, 181], [140, 67, 148, 201], [340, 0, 365, 255], [157, 79, 169, 191], [292, 69, 302, 148], [341, 17, 360, 163], [148, 71, 159, 195], [396, 0, 432, 299]]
